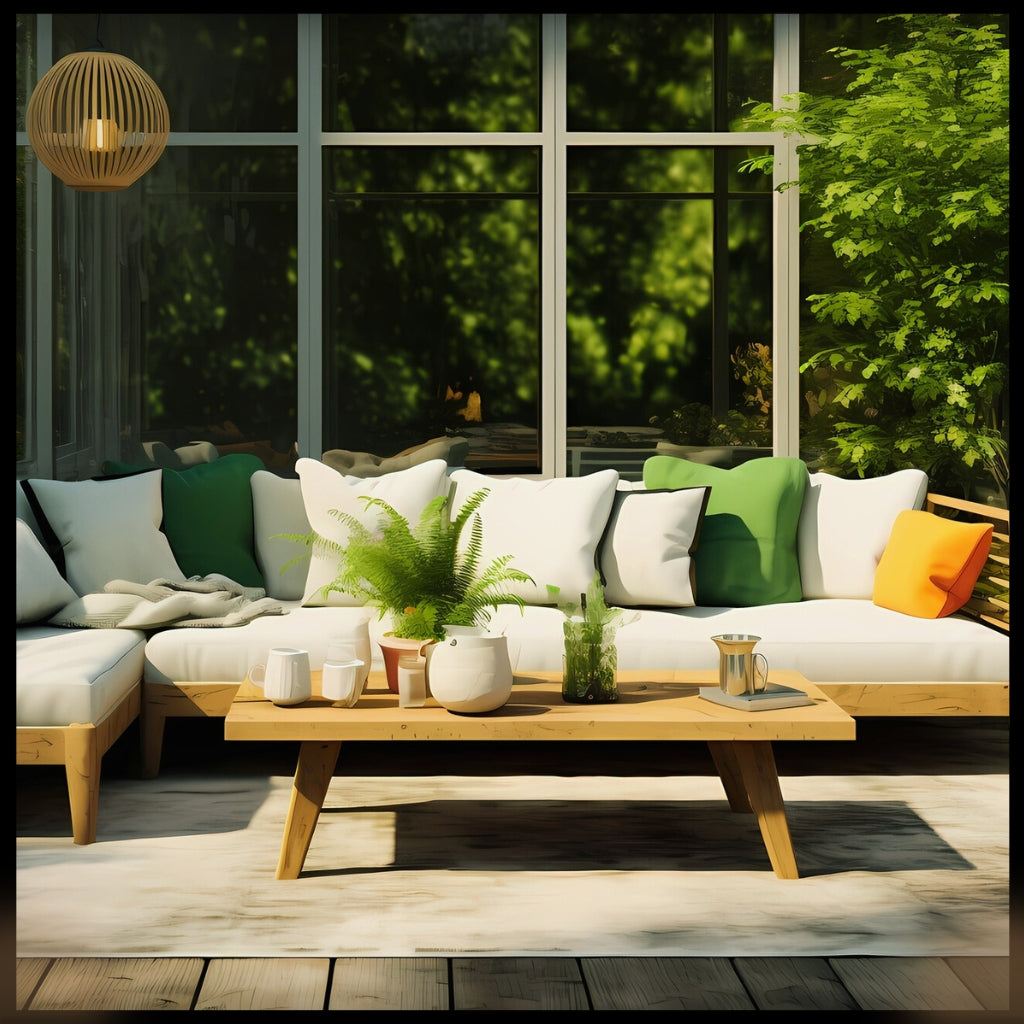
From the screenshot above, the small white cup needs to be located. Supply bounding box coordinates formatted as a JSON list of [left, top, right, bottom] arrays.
[[322, 659, 366, 706], [326, 621, 372, 686], [397, 655, 427, 708], [250, 647, 312, 706]]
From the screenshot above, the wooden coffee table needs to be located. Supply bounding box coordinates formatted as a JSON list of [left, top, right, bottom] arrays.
[[224, 669, 855, 880]]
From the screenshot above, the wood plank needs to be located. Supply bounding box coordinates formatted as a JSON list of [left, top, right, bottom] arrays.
[[225, 672, 855, 744], [818, 681, 1008, 717], [15, 958, 51, 1010], [944, 956, 1011, 1011], [27, 957, 204, 1011], [733, 956, 860, 1010], [194, 957, 329, 1010], [328, 957, 449, 1010], [451, 957, 588, 1010], [582, 956, 754, 1010], [828, 956, 986, 1012]]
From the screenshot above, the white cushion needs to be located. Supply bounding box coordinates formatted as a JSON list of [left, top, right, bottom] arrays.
[[296, 457, 450, 606], [251, 471, 310, 601], [16, 625, 145, 728], [448, 468, 619, 605], [599, 484, 711, 607], [16, 518, 79, 623], [797, 469, 929, 599], [19, 474, 184, 596]]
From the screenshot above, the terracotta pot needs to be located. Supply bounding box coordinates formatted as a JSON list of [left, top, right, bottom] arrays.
[[377, 635, 434, 693]]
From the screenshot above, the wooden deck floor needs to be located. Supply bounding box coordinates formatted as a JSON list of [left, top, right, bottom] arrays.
[[14, 952, 1012, 1011]]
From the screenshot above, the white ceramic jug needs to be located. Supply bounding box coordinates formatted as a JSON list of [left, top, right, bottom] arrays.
[[425, 633, 513, 714]]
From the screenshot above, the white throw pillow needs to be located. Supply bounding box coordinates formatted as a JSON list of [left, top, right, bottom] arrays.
[[16, 518, 79, 623], [251, 471, 311, 601], [296, 457, 450, 606], [599, 483, 711, 607], [448, 468, 619, 605], [797, 469, 929, 599], [19, 473, 185, 596]]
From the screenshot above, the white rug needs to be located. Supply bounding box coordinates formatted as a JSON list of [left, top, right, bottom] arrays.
[[16, 760, 1009, 958]]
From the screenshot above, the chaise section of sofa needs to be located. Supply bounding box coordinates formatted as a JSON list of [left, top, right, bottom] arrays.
[[16, 626, 145, 844], [16, 503, 146, 844]]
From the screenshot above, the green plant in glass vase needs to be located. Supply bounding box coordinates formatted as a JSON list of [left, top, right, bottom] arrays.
[[557, 572, 633, 704], [318, 481, 534, 644]]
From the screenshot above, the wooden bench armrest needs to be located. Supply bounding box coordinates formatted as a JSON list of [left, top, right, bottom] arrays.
[[924, 492, 1009, 634]]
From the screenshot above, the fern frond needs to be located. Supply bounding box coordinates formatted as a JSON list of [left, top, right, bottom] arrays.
[[305, 485, 533, 641]]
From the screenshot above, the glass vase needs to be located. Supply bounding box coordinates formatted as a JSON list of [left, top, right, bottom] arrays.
[[561, 620, 618, 703]]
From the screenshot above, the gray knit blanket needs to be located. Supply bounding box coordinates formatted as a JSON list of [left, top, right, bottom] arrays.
[[101, 575, 287, 629]]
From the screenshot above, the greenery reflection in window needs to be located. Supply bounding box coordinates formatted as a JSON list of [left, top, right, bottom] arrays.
[[324, 146, 541, 472], [325, 14, 540, 133]]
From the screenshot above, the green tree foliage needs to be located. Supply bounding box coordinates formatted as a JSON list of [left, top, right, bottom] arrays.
[[742, 13, 1008, 503]]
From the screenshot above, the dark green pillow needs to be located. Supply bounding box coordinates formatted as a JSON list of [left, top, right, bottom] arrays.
[[642, 455, 808, 606], [103, 454, 266, 588]]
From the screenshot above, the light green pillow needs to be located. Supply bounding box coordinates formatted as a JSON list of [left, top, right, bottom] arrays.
[[642, 455, 808, 606], [103, 454, 266, 589]]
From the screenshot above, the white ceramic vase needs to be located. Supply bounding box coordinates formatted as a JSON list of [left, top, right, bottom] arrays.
[[425, 633, 513, 714]]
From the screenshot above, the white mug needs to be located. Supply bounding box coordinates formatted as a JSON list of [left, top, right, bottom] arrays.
[[322, 659, 366, 706], [250, 647, 312, 706]]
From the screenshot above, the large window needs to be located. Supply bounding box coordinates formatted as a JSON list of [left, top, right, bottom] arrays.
[[17, 13, 786, 482]]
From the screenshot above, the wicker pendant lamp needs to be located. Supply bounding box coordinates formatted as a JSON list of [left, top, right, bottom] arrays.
[[26, 45, 170, 192]]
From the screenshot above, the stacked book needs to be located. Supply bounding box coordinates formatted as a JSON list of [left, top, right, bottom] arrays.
[[699, 683, 814, 712]]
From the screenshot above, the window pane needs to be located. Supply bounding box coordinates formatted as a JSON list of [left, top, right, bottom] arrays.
[[16, 147, 32, 468], [567, 14, 773, 132], [131, 148, 298, 472], [53, 13, 297, 132], [567, 147, 773, 478], [325, 14, 540, 133], [324, 146, 540, 473]]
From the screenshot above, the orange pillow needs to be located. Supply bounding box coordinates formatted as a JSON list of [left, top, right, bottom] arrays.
[[873, 509, 993, 618]]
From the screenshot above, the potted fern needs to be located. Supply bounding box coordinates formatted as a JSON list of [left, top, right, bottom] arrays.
[[319, 481, 534, 691]]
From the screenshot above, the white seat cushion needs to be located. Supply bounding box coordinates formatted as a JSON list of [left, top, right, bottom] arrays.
[[16, 626, 145, 728]]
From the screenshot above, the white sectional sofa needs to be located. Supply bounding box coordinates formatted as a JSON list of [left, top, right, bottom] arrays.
[[16, 452, 1010, 843]]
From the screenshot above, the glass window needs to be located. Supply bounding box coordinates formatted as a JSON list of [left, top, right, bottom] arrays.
[[323, 146, 541, 472], [16, 14, 35, 473], [325, 14, 541, 133], [567, 14, 773, 132], [128, 148, 299, 471], [566, 147, 773, 478], [52, 13, 298, 133]]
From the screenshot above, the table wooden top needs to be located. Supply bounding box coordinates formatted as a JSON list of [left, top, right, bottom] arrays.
[[225, 669, 856, 743]]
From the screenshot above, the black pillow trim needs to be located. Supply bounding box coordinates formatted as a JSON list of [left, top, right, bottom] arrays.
[[19, 479, 66, 579]]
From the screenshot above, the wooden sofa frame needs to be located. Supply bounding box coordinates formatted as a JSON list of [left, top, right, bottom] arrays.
[[16, 686, 141, 844], [138, 492, 1009, 779]]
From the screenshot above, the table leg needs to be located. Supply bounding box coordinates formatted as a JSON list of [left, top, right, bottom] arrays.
[[275, 740, 342, 879], [707, 739, 800, 879], [706, 741, 752, 812]]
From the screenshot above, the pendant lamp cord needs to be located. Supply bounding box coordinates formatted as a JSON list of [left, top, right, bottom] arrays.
[[93, 13, 105, 52]]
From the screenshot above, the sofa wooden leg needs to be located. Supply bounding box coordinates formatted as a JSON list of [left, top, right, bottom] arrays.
[[63, 723, 100, 845], [140, 699, 168, 780]]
